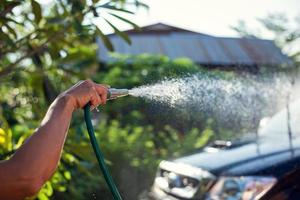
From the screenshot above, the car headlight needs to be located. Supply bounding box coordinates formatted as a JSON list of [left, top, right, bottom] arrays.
[[154, 161, 216, 199], [206, 176, 277, 200]]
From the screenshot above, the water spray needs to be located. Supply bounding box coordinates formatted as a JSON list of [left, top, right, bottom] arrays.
[[83, 74, 292, 200]]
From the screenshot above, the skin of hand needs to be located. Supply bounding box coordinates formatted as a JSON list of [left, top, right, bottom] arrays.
[[0, 80, 108, 200]]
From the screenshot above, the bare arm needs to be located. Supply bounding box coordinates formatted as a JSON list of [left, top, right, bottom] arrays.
[[0, 80, 108, 200]]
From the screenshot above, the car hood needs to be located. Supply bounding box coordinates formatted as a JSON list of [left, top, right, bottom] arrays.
[[173, 138, 300, 176]]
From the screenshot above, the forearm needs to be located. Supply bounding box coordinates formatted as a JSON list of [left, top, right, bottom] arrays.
[[0, 80, 107, 199], [10, 95, 75, 181]]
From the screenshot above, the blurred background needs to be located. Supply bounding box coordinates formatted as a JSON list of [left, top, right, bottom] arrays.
[[0, 0, 299, 199]]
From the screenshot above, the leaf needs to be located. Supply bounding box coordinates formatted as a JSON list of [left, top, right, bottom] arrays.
[[95, 25, 114, 51], [0, 2, 21, 18], [98, 4, 134, 14], [64, 171, 71, 180], [31, 0, 42, 24], [104, 19, 131, 45], [73, 18, 83, 34], [44, 182, 53, 196], [108, 13, 141, 31], [134, 0, 150, 10], [48, 17, 66, 25], [0, 17, 21, 25], [37, 192, 48, 200], [4, 24, 17, 39], [0, 128, 5, 144]]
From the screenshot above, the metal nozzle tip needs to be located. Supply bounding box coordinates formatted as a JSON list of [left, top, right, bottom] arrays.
[[108, 88, 129, 100]]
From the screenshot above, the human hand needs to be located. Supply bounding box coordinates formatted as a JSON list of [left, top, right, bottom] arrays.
[[60, 80, 109, 110]]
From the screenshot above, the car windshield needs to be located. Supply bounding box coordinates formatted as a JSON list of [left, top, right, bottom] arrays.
[[259, 99, 300, 140]]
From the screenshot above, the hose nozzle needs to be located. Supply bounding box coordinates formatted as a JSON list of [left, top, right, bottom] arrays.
[[107, 88, 129, 100]]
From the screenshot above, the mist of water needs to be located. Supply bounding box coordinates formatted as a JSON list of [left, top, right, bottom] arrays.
[[129, 73, 293, 130]]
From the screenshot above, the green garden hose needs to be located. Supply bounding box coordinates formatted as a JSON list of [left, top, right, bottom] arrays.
[[84, 104, 122, 200]]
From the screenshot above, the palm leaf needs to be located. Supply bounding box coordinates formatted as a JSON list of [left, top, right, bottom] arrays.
[[109, 13, 141, 31], [104, 19, 131, 45], [95, 26, 114, 51], [97, 4, 134, 14]]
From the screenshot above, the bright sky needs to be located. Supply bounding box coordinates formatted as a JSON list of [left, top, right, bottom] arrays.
[[38, 0, 299, 39], [97, 0, 300, 39]]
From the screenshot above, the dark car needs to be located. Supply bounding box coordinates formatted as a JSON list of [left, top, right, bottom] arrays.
[[150, 99, 300, 200]]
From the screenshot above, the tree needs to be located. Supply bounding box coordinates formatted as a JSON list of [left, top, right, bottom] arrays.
[[0, 52, 218, 199], [0, 0, 146, 102], [0, 1, 217, 198], [231, 13, 300, 65], [0, 1, 235, 199], [0, 1, 150, 199]]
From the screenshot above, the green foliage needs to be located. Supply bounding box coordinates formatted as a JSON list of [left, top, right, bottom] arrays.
[[1, 50, 221, 199], [0, 1, 231, 199], [0, 0, 145, 79], [97, 53, 200, 86]]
